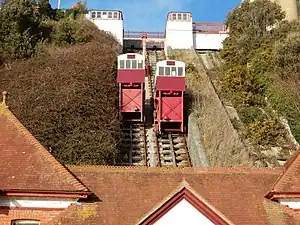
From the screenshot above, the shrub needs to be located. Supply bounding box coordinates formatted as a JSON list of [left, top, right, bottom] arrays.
[[274, 32, 300, 81], [247, 116, 285, 146], [53, 17, 95, 46], [0, 35, 121, 165]]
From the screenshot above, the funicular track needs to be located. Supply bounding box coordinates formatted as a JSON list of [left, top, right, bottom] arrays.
[[156, 133, 191, 167], [146, 49, 192, 168], [117, 123, 147, 166]]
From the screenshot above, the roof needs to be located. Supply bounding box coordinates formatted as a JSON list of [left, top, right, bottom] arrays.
[[155, 76, 185, 91], [267, 150, 300, 198], [50, 166, 286, 225], [0, 96, 88, 194]]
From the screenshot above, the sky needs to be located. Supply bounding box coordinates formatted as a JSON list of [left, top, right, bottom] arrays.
[[49, 0, 242, 31]]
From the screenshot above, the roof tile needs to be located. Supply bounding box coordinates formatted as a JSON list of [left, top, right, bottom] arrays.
[[0, 102, 88, 193], [49, 166, 287, 225]]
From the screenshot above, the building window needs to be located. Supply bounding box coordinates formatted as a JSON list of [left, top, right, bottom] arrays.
[[96, 11, 101, 18], [113, 12, 118, 19], [11, 220, 40, 225], [177, 13, 182, 20], [172, 13, 176, 20], [91, 11, 96, 19]]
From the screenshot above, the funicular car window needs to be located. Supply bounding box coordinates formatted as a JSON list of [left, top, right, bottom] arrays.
[[165, 67, 171, 76], [138, 60, 143, 68], [171, 67, 176, 75], [97, 12, 101, 18], [126, 60, 131, 69], [132, 60, 137, 69], [119, 60, 125, 69], [183, 13, 187, 20], [178, 67, 183, 76], [108, 12, 112, 18], [91, 11, 96, 18], [159, 67, 164, 75]]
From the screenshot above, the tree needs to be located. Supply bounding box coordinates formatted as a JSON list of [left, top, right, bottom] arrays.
[[220, 0, 285, 65], [0, 0, 41, 60], [37, 0, 53, 20], [0, 28, 121, 165]]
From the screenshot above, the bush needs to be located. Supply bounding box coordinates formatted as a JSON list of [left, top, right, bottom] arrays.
[[274, 32, 300, 80], [53, 17, 95, 46], [0, 35, 121, 165], [247, 116, 285, 146]]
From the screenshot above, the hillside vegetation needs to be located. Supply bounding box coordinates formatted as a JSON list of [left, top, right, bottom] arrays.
[[219, 0, 300, 165], [0, 0, 121, 165]]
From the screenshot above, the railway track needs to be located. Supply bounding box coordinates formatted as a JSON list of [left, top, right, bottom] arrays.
[[156, 133, 191, 167], [117, 123, 147, 166]]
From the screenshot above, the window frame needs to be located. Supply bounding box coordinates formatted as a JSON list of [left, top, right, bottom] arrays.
[[11, 220, 40, 225]]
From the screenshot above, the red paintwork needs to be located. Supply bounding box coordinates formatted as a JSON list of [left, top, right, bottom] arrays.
[[154, 76, 186, 132], [154, 91, 184, 132], [120, 87, 143, 112], [117, 70, 145, 83], [155, 76, 185, 91]]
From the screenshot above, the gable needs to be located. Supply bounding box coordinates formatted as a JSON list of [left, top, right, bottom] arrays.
[[154, 198, 214, 225], [139, 187, 230, 225]]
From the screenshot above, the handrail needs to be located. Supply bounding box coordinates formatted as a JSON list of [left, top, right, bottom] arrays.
[[124, 31, 165, 39], [193, 22, 227, 33]]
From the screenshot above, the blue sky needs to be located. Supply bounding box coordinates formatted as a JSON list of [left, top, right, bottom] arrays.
[[50, 0, 241, 31]]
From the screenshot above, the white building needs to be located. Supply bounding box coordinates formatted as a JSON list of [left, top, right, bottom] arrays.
[[86, 10, 124, 46]]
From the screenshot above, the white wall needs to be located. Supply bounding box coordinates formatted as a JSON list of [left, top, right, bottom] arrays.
[[86, 16, 124, 46], [279, 199, 300, 209], [165, 21, 193, 49], [0, 196, 78, 209], [194, 33, 228, 50], [154, 199, 214, 225]]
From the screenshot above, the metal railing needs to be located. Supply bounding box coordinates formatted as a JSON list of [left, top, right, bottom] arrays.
[[193, 22, 227, 34], [124, 31, 165, 39]]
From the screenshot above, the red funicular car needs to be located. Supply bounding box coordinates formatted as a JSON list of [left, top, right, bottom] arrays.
[[117, 53, 145, 122], [154, 60, 186, 133]]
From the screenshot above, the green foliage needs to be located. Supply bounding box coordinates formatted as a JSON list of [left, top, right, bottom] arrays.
[[222, 65, 266, 105], [274, 32, 300, 80], [236, 105, 264, 125], [0, 36, 121, 165], [266, 85, 300, 142], [37, 0, 53, 20], [186, 62, 196, 73], [221, 0, 285, 66], [219, 0, 300, 147], [247, 116, 285, 146], [53, 17, 94, 46], [65, 1, 87, 20], [0, 0, 41, 60]]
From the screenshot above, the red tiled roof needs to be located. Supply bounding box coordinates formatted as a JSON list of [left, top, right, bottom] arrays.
[[267, 150, 300, 197], [49, 166, 286, 225], [0, 102, 88, 193]]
